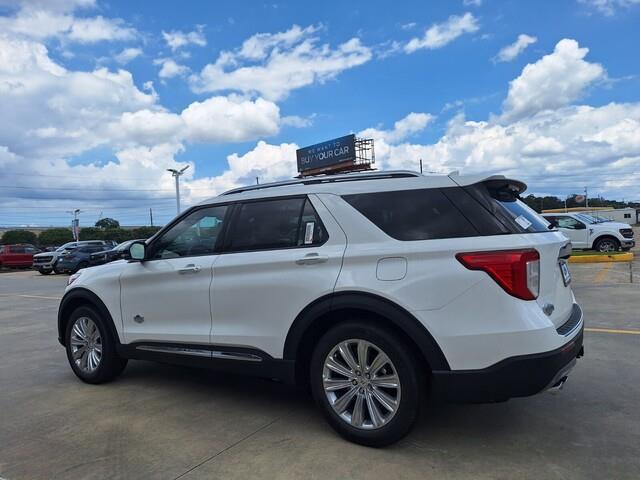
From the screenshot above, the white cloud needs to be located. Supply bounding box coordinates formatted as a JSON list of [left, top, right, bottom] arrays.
[[358, 112, 435, 144], [114, 47, 142, 64], [281, 115, 314, 128], [181, 96, 280, 143], [463, 0, 483, 6], [578, 0, 640, 15], [501, 39, 605, 121], [162, 26, 206, 51], [190, 24, 372, 101], [0, 4, 136, 43], [405, 13, 479, 53], [154, 58, 189, 79], [184, 141, 299, 199], [494, 34, 537, 63]]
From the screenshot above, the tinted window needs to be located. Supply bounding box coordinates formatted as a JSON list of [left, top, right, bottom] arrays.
[[153, 205, 229, 259], [11, 246, 26, 253], [226, 197, 327, 252], [343, 189, 479, 241], [464, 183, 549, 233]]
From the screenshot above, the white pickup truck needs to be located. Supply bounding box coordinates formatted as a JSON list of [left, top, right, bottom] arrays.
[[542, 212, 635, 252]]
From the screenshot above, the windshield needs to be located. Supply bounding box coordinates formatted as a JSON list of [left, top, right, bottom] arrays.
[[575, 213, 596, 224]]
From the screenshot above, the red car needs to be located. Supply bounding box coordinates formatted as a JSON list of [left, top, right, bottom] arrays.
[[0, 244, 40, 268]]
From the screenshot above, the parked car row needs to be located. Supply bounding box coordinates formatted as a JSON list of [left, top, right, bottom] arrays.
[[0, 239, 145, 274]]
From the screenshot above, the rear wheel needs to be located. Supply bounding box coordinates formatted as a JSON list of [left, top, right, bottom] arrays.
[[594, 237, 619, 253], [310, 321, 423, 447], [74, 261, 89, 273], [64, 305, 127, 384]]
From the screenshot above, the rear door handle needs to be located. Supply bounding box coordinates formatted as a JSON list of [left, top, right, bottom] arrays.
[[295, 253, 329, 265], [178, 264, 201, 274]]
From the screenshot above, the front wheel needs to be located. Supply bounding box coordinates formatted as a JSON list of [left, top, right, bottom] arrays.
[[310, 321, 423, 447], [594, 237, 620, 253], [38, 269, 52, 275], [65, 305, 127, 384]]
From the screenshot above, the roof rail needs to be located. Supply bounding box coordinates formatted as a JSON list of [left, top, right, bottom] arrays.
[[220, 170, 422, 196]]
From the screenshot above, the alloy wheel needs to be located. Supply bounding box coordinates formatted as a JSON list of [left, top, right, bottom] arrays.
[[322, 339, 401, 430], [70, 316, 102, 373], [598, 240, 617, 252]]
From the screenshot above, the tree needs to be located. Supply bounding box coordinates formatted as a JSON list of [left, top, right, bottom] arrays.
[[38, 228, 74, 246], [131, 226, 162, 239], [1, 230, 38, 245], [95, 217, 120, 229]]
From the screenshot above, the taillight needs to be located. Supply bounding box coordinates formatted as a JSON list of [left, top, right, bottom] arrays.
[[456, 249, 540, 300]]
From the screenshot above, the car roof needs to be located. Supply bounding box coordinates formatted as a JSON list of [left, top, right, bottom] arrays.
[[196, 171, 527, 206]]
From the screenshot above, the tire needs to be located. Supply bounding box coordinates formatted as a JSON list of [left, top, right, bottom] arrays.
[[53, 264, 62, 274], [310, 321, 423, 447], [38, 269, 52, 275], [594, 237, 620, 253], [64, 305, 127, 384]]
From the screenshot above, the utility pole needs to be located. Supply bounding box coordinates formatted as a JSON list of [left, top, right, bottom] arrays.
[[256, 176, 259, 185], [419, 159, 423, 174], [66, 209, 82, 241], [167, 165, 189, 214], [149, 208, 154, 227]]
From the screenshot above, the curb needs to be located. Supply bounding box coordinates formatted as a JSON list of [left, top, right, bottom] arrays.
[[568, 252, 634, 263]]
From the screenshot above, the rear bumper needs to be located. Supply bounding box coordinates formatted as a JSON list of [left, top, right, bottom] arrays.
[[432, 305, 584, 403]]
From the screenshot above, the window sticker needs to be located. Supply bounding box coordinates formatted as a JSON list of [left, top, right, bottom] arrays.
[[515, 215, 532, 230], [304, 222, 315, 244]]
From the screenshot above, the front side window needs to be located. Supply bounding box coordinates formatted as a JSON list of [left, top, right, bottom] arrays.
[[227, 197, 327, 252], [152, 205, 229, 259], [555, 216, 584, 230], [11, 246, 26, 253]]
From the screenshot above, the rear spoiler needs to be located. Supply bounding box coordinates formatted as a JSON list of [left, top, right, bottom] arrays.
[[448, 175, 527, 197]]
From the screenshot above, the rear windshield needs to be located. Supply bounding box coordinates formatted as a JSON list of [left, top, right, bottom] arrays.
[[342, 183, 549, 241]]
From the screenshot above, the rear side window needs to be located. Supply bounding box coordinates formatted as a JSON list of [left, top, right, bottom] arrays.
[[11, 246, 26, 253], [227, 197, 327, 252], [343, 189, 480, 241], [464, 183, 549, 233]]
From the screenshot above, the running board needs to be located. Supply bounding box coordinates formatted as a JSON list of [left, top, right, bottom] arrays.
[[136, 345, 263, 362]]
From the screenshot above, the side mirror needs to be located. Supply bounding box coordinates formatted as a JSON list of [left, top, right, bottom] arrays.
[[129, 242, 146, 261], [547, 219, 558, 229], [574, 222, 586, 230]]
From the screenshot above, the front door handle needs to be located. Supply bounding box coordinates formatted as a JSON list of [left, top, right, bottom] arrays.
[[178, 264, 201, 274], [295, 253, 329, 265]]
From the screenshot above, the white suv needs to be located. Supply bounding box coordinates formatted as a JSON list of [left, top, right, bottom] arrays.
[[542, 212, 635, 252], [57, 171, 584, 446]]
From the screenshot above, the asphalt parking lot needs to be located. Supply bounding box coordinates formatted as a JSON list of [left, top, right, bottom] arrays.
[[1, 261, 639, 480]]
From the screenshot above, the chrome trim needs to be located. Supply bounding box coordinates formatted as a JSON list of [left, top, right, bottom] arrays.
[[135, 345, 262, 362], [137, 345, 211, 357], [211, 351, 262, 362]]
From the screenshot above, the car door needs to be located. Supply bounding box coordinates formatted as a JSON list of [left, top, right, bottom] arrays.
[[555, 216, 588, 248], [211, 194, 347, 358], [120, 204, 230, 344], [8, 245, 25, 266]]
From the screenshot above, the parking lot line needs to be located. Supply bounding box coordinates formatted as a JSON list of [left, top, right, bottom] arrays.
[[0, 293, 61, 300], [585, 327, 640, 335], [592, 262, 613, 283]]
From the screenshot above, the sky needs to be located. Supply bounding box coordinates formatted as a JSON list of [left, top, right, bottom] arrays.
[[1, 0, 640, 227]]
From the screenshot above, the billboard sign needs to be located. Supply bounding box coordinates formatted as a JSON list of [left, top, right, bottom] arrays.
[[296, 134, 356, 174]]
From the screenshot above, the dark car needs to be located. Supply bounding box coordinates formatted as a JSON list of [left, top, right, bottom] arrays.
[[89, 239, 143, 266], [55, 244, 110, 273]]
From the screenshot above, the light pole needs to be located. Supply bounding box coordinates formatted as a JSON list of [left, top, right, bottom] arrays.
[[66, 209, 82, 241], [167, 165, 189, 214]]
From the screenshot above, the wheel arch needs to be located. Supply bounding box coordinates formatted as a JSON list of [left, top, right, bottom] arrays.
[[58, 288, 121, 347], [284, 291, 450, 385], [591, 234, 620, 250]]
